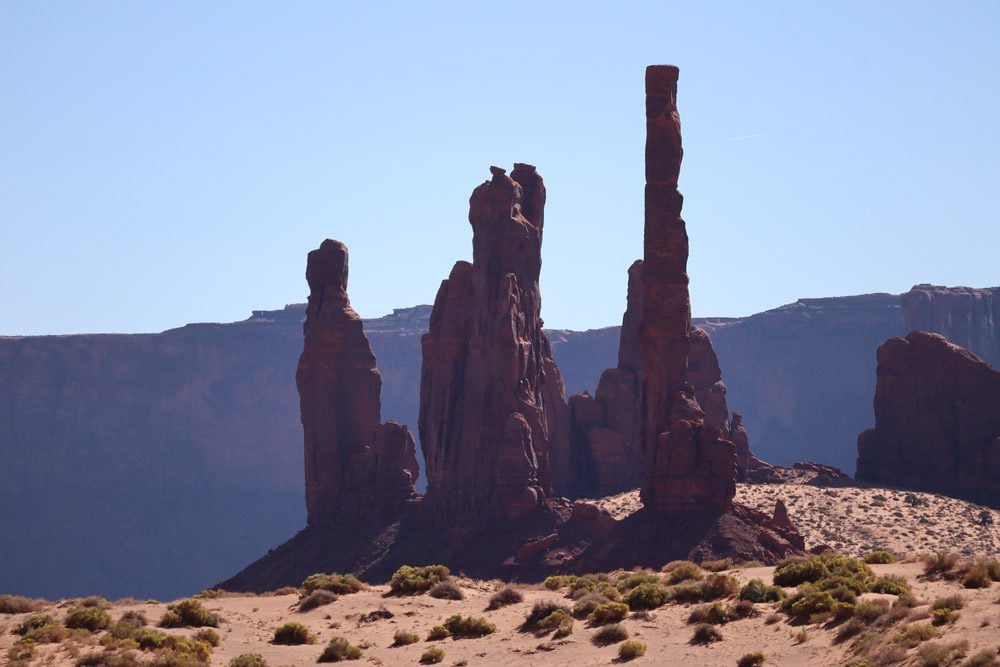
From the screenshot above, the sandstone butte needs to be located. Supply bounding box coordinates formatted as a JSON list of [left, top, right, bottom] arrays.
[[857, 330, 1000, 506], [219, 65, 804, 593]]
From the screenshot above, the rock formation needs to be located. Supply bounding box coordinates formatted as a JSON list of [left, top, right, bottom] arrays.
[[857, 331, 1000, 505], [418, 164, 568, 523], [298, 239, 418, 527], [902, 285, 999, 368]]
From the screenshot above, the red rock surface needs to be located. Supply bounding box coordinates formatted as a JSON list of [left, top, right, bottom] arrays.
[[856, 331, 1000, 505], [298, 239, 418, 527], [419, 164, 568, 523]]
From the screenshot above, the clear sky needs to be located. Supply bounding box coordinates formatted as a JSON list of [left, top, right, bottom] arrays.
[[2, 1, 998, 335]]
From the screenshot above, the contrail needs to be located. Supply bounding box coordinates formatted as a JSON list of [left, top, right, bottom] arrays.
[[727, 132, 769, 141]]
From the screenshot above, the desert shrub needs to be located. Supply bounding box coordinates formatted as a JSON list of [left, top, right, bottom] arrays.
[[193, 629, 220, 647], [666, 562, 703, 585], [137, 629, 170, 650], [567, 576, 600, 599], [923, 552, 959, 578], [863, 551, 896, 565], [442, 614, 495, 638], [486, 587, 523, 610], [931, 595, 965, 612], [894, 623, 940, 648], [272, 622, 315, 645], [774, 552, 873, 589], [617, 571, 662, 592], [392, 630, 420, 646], [0, 594, 42, 614], [298, 589, 338, 612], [701, 558, 733, 572], [689, 603, 731, 625], [589, 602, 629, 625], [426, 625, 450, 641], [835, 617, 866, 642], [700, 574, 741, 601], [428, 581, 464, 600], [691, 623, 723, 644], [543, 575, 572, 590], [737, 652, 766, 667], [618, 640, 647, 661], [624, 583, 670, 610], [79, 595, 110, 608], [107, 612, 147, 641], [194, 589, 226, 599], [931, 609, 958, 626], [76, 652, 143, 667], [318, 636, 362, 662], [159, 599, 219, 628], [521, 601, 570, 631], [15, 614, 67, 643], [592, 623, 629, 645], [227, 655, 269, 667], [66, 605, 112, 631], [961, 649, 999, 667], [870, 575, 909, 595], [917, 640, 970, 667], [301, 573, 365, 595], [782, 584, 851, 623], [961, 563, 993, 589], [983, 558, 1000, 581], [572, 594, 607, 619], [535, 608, 573, 637], [389, 565, 450, 595], [853, 599, 890, 624], [773, 558, 828, 587], [419, 647, 445, 664], [740, 579, 784, 603]]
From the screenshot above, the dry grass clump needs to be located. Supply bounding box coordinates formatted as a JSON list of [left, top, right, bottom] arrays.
[[486, 586, 523, 610], [960, 649, 1000, 667], [916, 640, 970, 667], [389, 565, 450, 595], [318, 636, 362, 662], [737, 652, 767, 667], [893, 622, 940, 648], [392, 630, 420, 646], [0, 594, 43, 614], [690, 623, 723, 645], [298, 589, 338, 612], [419, 647, 445, 664], [271, 621, 315, 645], [159, 598, 219, 628], [618, 639, 647, 661], [301, 573, 366, 595], [227, 655, 269, 667], [428, 580, 464, 600], [923, 552, 960, 579], [592, 622, 629, 646]]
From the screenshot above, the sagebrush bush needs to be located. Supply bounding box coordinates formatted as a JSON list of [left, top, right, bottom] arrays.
[[961, 564, 992, 589], [893, 623, 940, 648], [227, 655, 269, 667], [773, 552, 873, 589], [521, 601, 570, 631], [782, 584, 851, 623], [930, 595, 964, 612], [863, 551, 896, 564], [428, 581, 464, 600], [301, 573, 365, 595], [691, 623, 723, 644], [618, 640, 647, 661], [426, 625, 450, 641], [193, 628, 220, 647], [923, 552, 958, 578], [419, 647, 445, 664], [739, 579, 784, 603], [66, 605, 112, 632], [389, 565, 450, 595], [443, 614, 495, 638], [592, 623, 629, 645], [916, 640, 970, 667], [572, 594, 606, 619], [543, 575, 572, 590], [624, 583, 670, 610], [737, 652, 766, 667], [700, 574, 741, 601], [0, 594, 42, 614], [15, 614, 67, 643], [666, 562, 703, 585], [272, 622, 314, 645], [159, 598, 219, 628], [870, 575, 909, 595], [392, 630, 420, 646], [853, 599, 890, 624], [318, 637, 362, 662], [589, 602, 629, 625], [617, 572, 662, 592], [486, 587, 523, 610], [298, 589, 338, 612]]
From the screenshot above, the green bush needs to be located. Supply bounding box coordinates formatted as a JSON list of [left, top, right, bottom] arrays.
[[862, 551, 896, 564], [589, 602, 629, 625], [193, 628, 220, 647], [700, 574, 741, 601], [572, 594, 606, 619], [624, 583, 670, 610], [419, 647, 445, 664], [592, 623, 629, 646], [782, 584, 851, 623], [299, 589, 338, 612], [774, 552, 873, 589], [521, 601, 570, 631], [389, 565, 450, 595], [392, 630, 420, 646], [930, 595, 964, 612], [666, 562, 703, 585], [318, 637, 362, 662], [301, 573, 365, 595], [870, 575, 909, 595], [227, 655, 269, 667], [426, 625, 450, 641], [773, 558, 829, 587], [543, 575, 572, 590], [536, 609, 573, 638], [740, 579, 784, 603], [137, 629, 170, 650], [617, 572, 662, 592], [443, 614, 495, 638], [618, 640, 647, 661], [0, 594, 42, 614], [272, 622, 314, 645], [14, 614, 67, 643], [737, 652, 766, 667], [691, 623, 723, 644], [893, 623, 940, 648], [853, 600, 890, 624], [66, 605, 112, 632], [159, 598, 219, 628], [486, 587, 523, 610], [428, 581, 464, 600]]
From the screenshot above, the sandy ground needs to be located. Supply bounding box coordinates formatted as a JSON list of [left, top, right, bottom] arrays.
[[589, 483, 1000, 557]]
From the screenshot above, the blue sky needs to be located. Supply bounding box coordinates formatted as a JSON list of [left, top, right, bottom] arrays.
[[2, 1, 998, 335]]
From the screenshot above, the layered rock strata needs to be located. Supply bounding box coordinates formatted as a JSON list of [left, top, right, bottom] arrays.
[[298, 239, 418, 527], [902, 285, 999, 368], [856, 331, 1000, 505], [418, 164, 568, 523]]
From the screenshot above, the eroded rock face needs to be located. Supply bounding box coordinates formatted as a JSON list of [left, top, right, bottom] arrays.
[[903, 285, 999, 368], [857, 331, 1000, 505], [298, 239, 418, 527], [419, 164, 568, 523]]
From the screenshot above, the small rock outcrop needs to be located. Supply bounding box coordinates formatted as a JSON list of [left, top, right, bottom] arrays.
[[419, 164, 569, 523], [298, 239, 419, 527], [856, 331, 1000, 506]]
